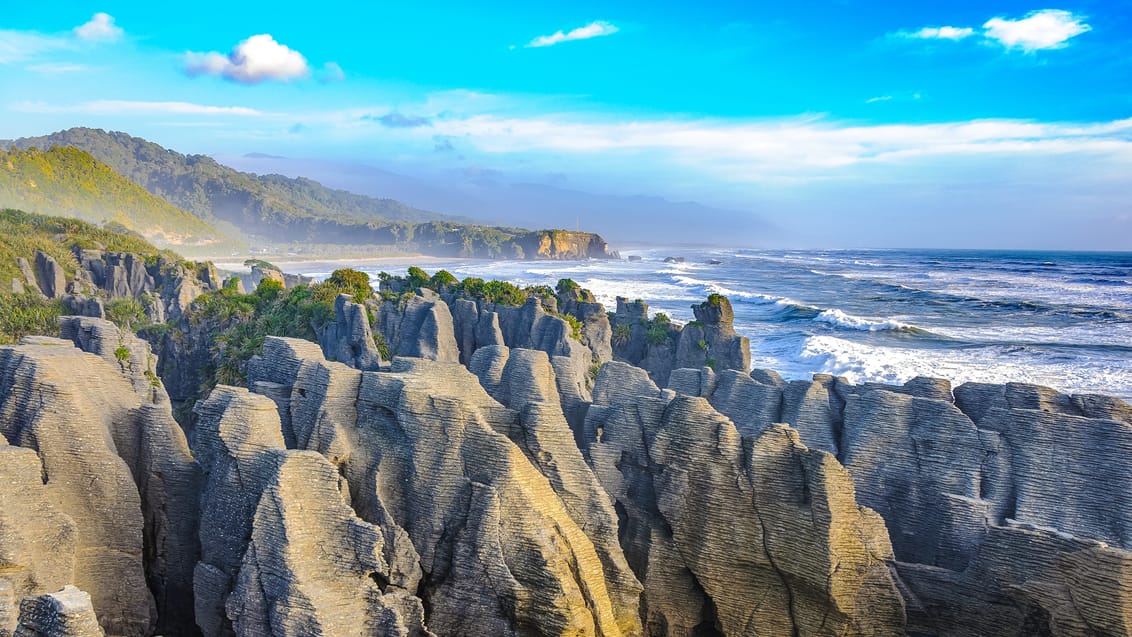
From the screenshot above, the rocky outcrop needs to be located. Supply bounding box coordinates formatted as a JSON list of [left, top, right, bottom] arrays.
[[584, 367, 906, 636], [667, 363, 1132, 637], [610, 297, 681, 387], [192, 386, 430, 636], [13, 586, 105, 637], [376, 291, 459, 363], [245, 338, 642, 636], [515, 230, 619, 260], [318, 294, 385, 370], [556, 283, 613, 363], [673, 296, 750, 374], [33, 252, 67, 300], [0, 326, 199, 637]]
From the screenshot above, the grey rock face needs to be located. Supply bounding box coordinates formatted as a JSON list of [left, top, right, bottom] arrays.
[[376, 293, 459, 363], [16, 257, 41, 296], [584, 372, 906, 636], [14, 586, 105, 637], [675, 296, 750, 374], [318, 294, 384, 370], [33, 252, 66, 300], [0, 341, 157, 636], [192, 385, 431, 637], [251, 340, 642, 635]]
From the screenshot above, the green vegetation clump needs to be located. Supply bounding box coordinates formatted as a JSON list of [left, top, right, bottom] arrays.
[[406, 266, 430, 290], [706, 293, 726, 307], [704, 357, 718, 370], [697, 339, 708, 351], [319, 268, 374, 304], [192, 276, 345, 392], [105, 298, 148, 331], [613, 323, 631, 344], [114, 345, 131, 362], [556, 278, 580, 293], [429, 269, 458, 289], [555, 312, 583, 341], [243, 258, 281, 272], [646, 321, 670, 346], [0, 293, 64, 344]]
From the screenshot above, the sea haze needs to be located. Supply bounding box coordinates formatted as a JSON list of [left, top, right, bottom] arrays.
[[292, 248, 1132, 401]]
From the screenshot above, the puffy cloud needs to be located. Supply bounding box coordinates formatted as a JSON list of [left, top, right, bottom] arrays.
[[894, 9, 1090, 52], [526, 20, 619, 48], [184, 34, 309, 84], [983, 9, 1091, 51], [74, 13, 123, 42]]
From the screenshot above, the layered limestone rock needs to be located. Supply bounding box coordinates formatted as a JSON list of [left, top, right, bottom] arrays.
[[0, 445, 79, 623], [319, 293, 385, 370], [13, 586, 105, 637], [192, 385, 430, 637], [585, 368, 906, 636], [247, 338, 642, 636], [673, 296, 750, 374], [0, 327, 199, 636], [556, 283, 613, 363], [610, 297, 681, 387], [0, 341, 156, 636], [376, 291, 459, 363], [32, 251, 67, 300]]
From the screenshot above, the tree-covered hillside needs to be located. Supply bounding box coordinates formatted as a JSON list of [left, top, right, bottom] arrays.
[[5, 128, 452, 238], [0, 147, 224, 246]]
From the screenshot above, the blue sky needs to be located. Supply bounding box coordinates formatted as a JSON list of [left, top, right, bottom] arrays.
[[2, 1, 1131, 249]]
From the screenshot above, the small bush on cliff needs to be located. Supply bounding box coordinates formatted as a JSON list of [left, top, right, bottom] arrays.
[[646, 320, 670, 346], [554, 312, 583, 341], [406, 266, 430, 290], [706, 293, 726, 307], [105, 298, 148, 331], [318, 268, 373, 305], [430, 269, 458, 289], [556, 278, 580, 293], [0, 293, 64, 344]]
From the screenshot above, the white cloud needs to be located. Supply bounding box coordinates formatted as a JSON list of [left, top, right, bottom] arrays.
[[12, 100, 264, 116], [184, 34, 309, 84], [866, 95, 893, 104], [412, 113, 1132, 181], [983, 9, 1091, 51], [0, 30, 70, 64], [896, 9, 1090, 53], [902, 26, 975, 41], [526, 20, 619, 48], [74, 13, 123, 43]]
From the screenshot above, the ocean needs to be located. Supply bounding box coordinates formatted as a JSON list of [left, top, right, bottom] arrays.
[[293, 248, 1132, 401]]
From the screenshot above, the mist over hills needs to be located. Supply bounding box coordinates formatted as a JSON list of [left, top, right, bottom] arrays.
[[0, 129, 618, 258], [220, 153, 778, 246]]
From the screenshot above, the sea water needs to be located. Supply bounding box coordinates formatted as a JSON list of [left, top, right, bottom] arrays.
[[296, 248, 1132, 401]]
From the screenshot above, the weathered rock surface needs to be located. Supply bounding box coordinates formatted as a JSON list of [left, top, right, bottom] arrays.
[[192, 385, 431, 636], [247, 339, 642, 636], [584, 369, 906, 636], [376, 292, 459, 363], [674, 296, 750, 374], [0, 340, 162, 636], [318, 293, 384, 370], [13, 586, 105, 637]]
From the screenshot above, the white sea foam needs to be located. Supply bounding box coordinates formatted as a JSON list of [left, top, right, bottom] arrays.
[[813, 309, 916, 332], [786, 335, 1132, 400]]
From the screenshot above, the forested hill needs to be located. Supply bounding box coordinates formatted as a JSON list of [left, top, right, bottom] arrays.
[[3, 127, 459, 241], [0, 146, 224, 246]]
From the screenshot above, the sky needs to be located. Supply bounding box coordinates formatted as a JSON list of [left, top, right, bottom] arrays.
[[1, 0, 1131, 249]]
